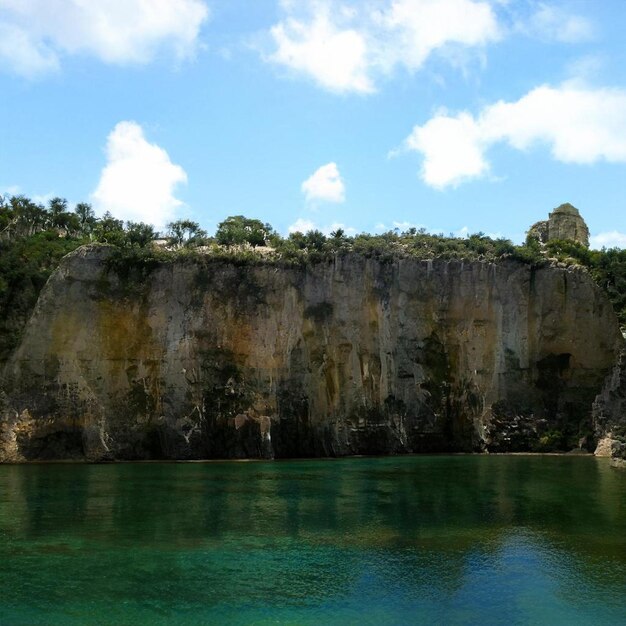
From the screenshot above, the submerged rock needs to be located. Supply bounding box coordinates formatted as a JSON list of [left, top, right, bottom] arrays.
[[0, 245, 622, 461]]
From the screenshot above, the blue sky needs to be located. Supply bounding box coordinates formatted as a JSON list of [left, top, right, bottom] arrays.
[[1, 0, 626, 247]]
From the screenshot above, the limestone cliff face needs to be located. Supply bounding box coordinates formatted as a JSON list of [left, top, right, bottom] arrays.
[[0, 245, 622, 461], [593, 348, 626, 466], [528, 203, 590, 248]]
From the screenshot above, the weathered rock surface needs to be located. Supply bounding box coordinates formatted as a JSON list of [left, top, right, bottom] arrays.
[[528, 203, 590, 248], [0, 245, 622, 461], [593, 347, 626, 466]]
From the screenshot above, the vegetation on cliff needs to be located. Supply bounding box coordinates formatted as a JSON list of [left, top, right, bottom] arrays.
[[1, 193, 626, 365]]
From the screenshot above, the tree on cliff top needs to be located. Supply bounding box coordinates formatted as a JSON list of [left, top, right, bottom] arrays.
[[216, 215, 274, 247], [0, 195, 48, 238], [74, 202, 97, 235], [167, 219, 206, 248]]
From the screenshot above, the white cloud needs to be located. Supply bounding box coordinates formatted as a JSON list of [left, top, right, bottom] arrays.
[[270, 6, 372, 93], [287, 218, 355, 236], [0, 184, 21, 196], [399, 82, 626, 188], [326, 222, 357, 235], [372, 0, 500, 71], [92, 121, 188, 230], [32, 192, 55, 206], [288, 218, 317, 234], [392, 220, 423, 230], [301, 162, 346, 203], [0, 0, 209, 76], [370, 220, 505, 239], [267, 0, 500, 93], [0, 186, 57, 205], [565, 54, 605, 81], [522, 3, 593, 43], [0, 21, 59, 76], [590, 231, 626, 250], [403, 110, 490, 188]]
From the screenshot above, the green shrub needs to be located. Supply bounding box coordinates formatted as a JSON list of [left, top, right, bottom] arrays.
[[0, 231, 85, 362], [215, 215, 273, 247]]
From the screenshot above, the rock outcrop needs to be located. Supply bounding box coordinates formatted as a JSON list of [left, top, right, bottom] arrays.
[[593, 347, 626, 467], [0, 245, 622, 461], [528, 203, 590, 248]]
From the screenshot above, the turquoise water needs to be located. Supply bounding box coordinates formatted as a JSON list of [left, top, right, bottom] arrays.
[[1, 456, 625, 625]]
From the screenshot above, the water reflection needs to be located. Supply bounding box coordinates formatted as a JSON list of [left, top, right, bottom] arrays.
[[1, 456, 625, 624]]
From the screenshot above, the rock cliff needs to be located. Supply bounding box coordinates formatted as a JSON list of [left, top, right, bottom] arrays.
[[528, 203, 590, 248], [593, 347, 626, 467], [0, 245, 622, 461]]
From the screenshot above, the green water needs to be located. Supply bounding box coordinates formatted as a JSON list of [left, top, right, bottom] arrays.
[[1, 456, 625, 625]]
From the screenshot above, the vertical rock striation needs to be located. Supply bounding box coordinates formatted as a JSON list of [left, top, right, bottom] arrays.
[[593, 346, 626, 466], [0, 245, 622, 461]]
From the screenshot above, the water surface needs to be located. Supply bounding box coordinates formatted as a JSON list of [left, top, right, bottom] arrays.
[[1, 455, 625, 624]]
